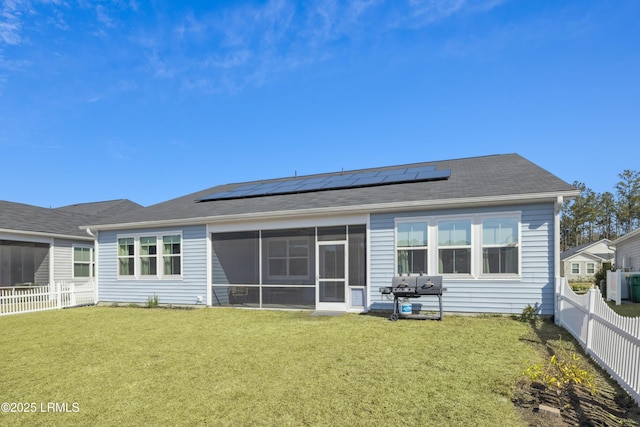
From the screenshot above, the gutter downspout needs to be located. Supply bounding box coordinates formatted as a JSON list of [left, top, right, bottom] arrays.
[[554, 196, 563, 324], [86, 228, 99, 304]]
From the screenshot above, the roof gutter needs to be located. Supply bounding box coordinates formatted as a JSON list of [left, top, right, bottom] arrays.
[[82, 189, 579, 232], [0, 227, 94, 242]]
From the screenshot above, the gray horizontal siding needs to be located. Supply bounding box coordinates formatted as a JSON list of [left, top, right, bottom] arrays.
[[97, 225, 208, 305], [369, 203, 556, 315], [52, 238, 94, 284]]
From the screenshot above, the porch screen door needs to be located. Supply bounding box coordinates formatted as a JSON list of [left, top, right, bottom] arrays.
[[316, 242, 347, 311]]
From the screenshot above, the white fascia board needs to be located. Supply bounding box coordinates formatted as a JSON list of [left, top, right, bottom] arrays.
[[610, 228, 640, 247], [0, 228, 93, 242], [83, 190, 579, 231]]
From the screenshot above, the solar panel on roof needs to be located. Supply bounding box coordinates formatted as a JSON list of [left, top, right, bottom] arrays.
[[197, 166, 451, 202]]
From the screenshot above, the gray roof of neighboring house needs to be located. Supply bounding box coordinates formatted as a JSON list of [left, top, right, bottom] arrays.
[[56, 199, 143, 217], [560, 239, 614, 261], [85, 153, 578, 229], [0, 199, 141, 239]]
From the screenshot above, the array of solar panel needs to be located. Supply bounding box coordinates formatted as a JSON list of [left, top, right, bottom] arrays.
[[197, 165, 451, 202]]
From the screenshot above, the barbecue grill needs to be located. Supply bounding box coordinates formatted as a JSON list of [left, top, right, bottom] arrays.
[[380, 275, 446, 321]]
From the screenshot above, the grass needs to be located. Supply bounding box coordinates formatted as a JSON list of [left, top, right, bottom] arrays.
[[0, 307, 547, 426], [607, 301, 640, 317]]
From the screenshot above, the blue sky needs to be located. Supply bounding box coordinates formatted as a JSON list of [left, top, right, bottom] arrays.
[[1, 0, 638, 208]]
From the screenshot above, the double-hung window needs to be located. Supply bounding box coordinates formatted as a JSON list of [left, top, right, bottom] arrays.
[[571, 263, 580, 275], [396, 222, 428, 275], [118, 238, 135, 276], [438, 220, 471, 274], [482, 217, 519, 274], [163, 235, 181, 275], [140, 237, 157, 276], [73, 246, 94, 278], [268, 238, 309, 278], [117, 233, 182, 279]]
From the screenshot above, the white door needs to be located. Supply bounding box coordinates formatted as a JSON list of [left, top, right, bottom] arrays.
[[316, 241, 347, 311]]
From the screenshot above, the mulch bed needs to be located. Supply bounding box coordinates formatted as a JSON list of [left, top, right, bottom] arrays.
[[513, 319, 640, 426]]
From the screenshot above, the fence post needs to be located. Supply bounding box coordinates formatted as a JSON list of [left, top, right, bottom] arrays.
[[555, 277, 564, 326], [56, 282, 62, 309], [70, 282, 76, 307], [585, 287, 597, 355]]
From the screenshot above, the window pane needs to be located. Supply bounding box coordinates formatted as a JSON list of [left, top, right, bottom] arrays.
[[118, 238, 134, 256], [119, 259, 134, 276], [397, 249, 427, 275], [289, 258, 308, 276], [74, 247, 91, 262], [74, 263, 90, 277], [289, 240, 308, 257], [140, 237, 157, 256], [269, 259, 287, 276], [164, 256, 181, 275], [483, 247, 518, 274], [438, 220, 471, 246], [483, 218, 518, 245], [141, 257, 157, 275], [438, 248, 470, 274], [397, 222, 427, 247], [269, 241, 287, 257], [163, 235, 181, 254]]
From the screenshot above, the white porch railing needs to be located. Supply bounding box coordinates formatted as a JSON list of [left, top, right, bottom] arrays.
[[555, 277, 640, 406], [0, 280, 97, 316]]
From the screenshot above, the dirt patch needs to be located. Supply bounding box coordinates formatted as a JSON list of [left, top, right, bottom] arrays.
[[513, 319, 640, 426]]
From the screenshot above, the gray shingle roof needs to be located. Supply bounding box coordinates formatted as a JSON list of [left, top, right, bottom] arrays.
[[56, 199, 143, 217], [86, 153, 577, 228], [0, 199, 141, 238], [560, 239, 614, 261]]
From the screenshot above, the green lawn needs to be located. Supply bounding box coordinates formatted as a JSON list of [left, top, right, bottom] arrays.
[[607, 301, 640, 317], [1, 307, 539, 426]]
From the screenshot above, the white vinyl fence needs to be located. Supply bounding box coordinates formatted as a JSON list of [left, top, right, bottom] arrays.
[[0, 280, 97, 316], [555, 277, 640, 406], [606, 270, 636, 305]]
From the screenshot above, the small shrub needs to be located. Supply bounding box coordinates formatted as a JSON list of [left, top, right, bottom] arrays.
[[519, 304, 537, 322], [145, 294, 159, 308], [524, 338, 597, 396], [570, 282, 591, 294]]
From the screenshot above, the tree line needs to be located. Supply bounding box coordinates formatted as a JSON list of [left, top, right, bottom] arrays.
[[561, 170, 640, 251]]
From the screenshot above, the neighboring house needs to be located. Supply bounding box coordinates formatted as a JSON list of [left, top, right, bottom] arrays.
[[610, 229, 640, 273], [0, 199, 141, 287], [560, 239, 615, 281], [83, 153, 578, 315]]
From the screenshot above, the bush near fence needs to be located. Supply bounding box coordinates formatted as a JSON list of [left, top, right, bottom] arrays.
[[555, 277, 640, 406]]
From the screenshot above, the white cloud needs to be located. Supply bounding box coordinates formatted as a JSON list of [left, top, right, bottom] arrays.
[[0, 0, 24, 45]]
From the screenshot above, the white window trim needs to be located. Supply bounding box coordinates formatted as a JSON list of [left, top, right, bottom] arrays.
[[116, 232, 183, 280], [586, 262, 595, 275], [395, 220, 428, 275], [266, 236, 311, 280], [394, 211, 522, 280], [571, 262, 580, 275], [72, 244, 94, 279], [478, 213, 521, 280]]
